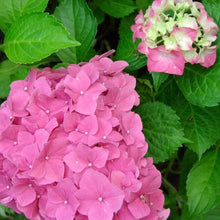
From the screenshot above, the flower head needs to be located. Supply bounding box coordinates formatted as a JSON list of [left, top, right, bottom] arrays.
[[131, 0, 218, 75], [0, 51, 169, 219]]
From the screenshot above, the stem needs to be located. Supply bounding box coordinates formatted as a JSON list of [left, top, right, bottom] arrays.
[[162, 177, 177, 194], [181, 9, 185, 15], [162, 177, 187, 207], [173, 11, 177, 20], [214, 139, 220, 149], [156, 39, 164, 45], [192, 40, 200, 47], [164, 153, 176, 179], [168, 169, 181, 175], [161, 13, 170, 20], [0, 44, 4, 52]]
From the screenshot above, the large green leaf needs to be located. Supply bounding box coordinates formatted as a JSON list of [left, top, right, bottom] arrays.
[[3, 13, 80, 64], [176, 58, 220, 107], [186, 148, 220, 216], [115, 15, 147, 71], [94, 0, 136, 18], [0, 0, 49, 33], [158, 79, 220, 158], [135, 101, 187, 163], [54, 0, 97, 63]]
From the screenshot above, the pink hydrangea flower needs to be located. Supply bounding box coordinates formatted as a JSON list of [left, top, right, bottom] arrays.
[[0, 51, 169, 219], [131, 0, 218, 75], [76, 169, 124, 220], [147, 45, 185, 75], [43, 178, 79, 220]]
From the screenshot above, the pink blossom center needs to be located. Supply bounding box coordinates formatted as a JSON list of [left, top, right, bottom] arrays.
[[98, 196, 103, 202]]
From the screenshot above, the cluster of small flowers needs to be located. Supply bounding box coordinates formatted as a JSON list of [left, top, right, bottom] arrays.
[[131, 0, 218, 75], [0, 51, 169, 220]]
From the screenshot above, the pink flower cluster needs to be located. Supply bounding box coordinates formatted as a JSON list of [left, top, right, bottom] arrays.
[[131, 0, 218, 75], [0, 51, 169, 220]]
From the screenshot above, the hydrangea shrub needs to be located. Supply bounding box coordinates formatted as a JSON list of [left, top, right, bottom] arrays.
[[131, 0, 219, 75], [0, 0, 219, 219], [0, 51, 169, 220]]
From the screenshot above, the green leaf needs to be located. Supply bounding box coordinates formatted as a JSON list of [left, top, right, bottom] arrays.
[[0, 71, 11, 98], [151, 72, 169, 92], [0, 204, 8, 218], [0, 60, 33, 98], [83, 48, 97, 62], [88, 2, 105, 24], [203, 204, 220, 220], [94, 0, 136, 18], [202, 0, 220, 25], [202, 0, 220, 49], [181, 104, 220, 158], [186, 148, 220, 216], [13, 214, 27, 220], [54, 0, 97, 63], [181, 204, 220, 220], [179, 149, 198, 195], [135, 101, 186, 163], [115, 15, 147, 71], [176, 59, 220, 107], [135, 78, 154, 104], [3, 12, 80, 64], [181, 204, 199, 220], [0, 0, 49, 33], [0, 204, 18, 219], [53, 63, 69, 69], [157, 79, 220, 158], [136, 0, 153, 10]]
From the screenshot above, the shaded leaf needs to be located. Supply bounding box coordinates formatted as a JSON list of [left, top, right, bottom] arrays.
[[135, 78, 153, 104], [94, 0, 136, 18], [151, 72, 169, 92], [53, 63, 69, 69], [54, 0, 97, 63], [0, 60, 33, 97], [136, 0, 153, 10], [179, 149, 198, 195], [14, 214, 27, 220], [88, 2, 105, 24], [115, 15, 147, 71]]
